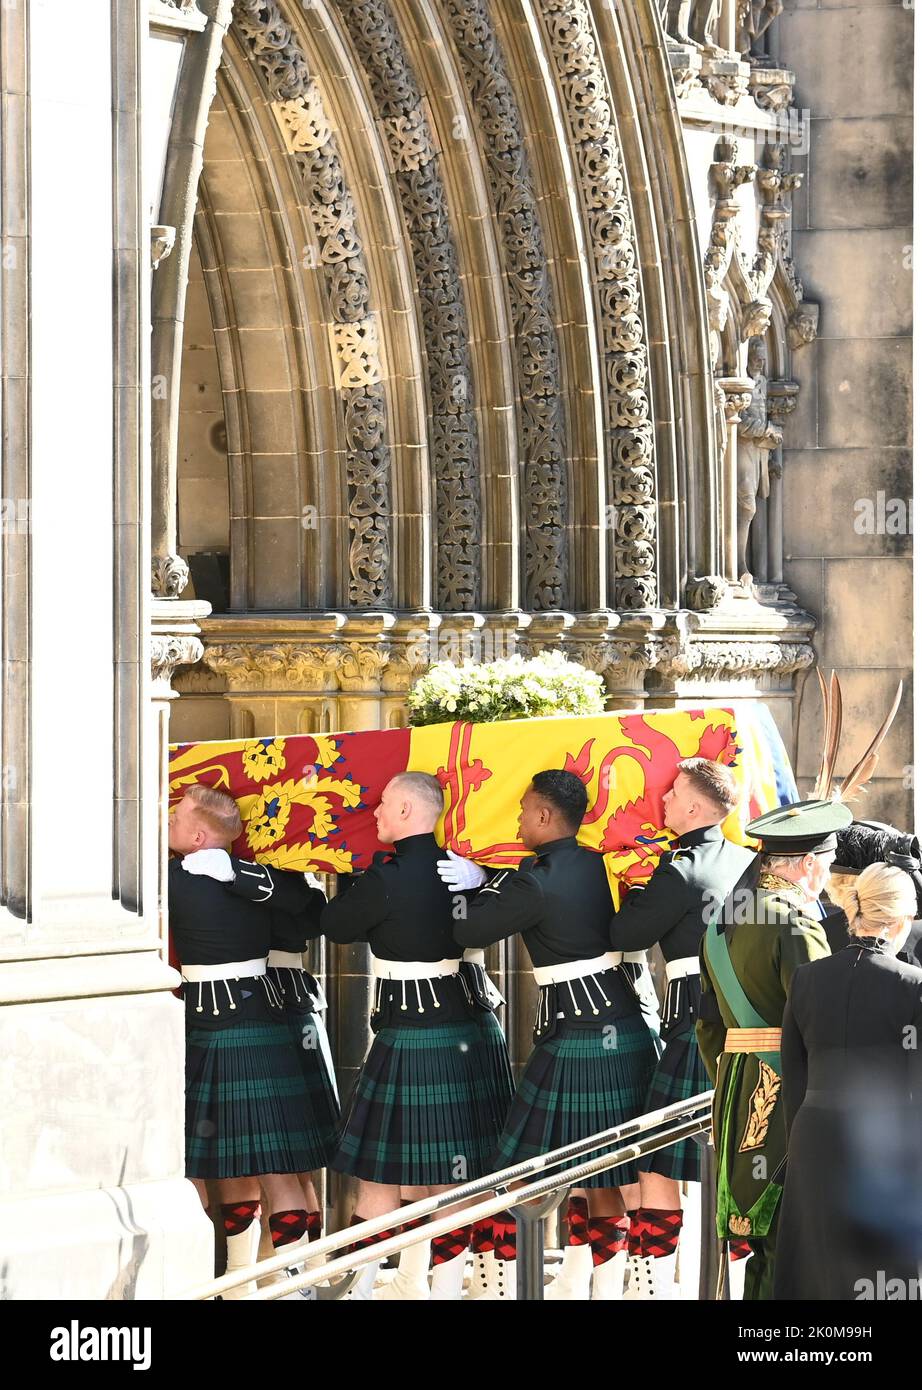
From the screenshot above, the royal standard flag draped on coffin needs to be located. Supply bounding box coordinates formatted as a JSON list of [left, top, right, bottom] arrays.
[[168, 703, 796, 906]]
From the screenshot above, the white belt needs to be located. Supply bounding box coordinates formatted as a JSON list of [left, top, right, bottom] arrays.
[[463, 948, 485, 966], [372, 958, 460, 981], [533, 950, 622, 987], [665, 956, 699, 981], [182, 958, 267, 983], [267, 950, 303, 969], [623, 951, 647, 964]]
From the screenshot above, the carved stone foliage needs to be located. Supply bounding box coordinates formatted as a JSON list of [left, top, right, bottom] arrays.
[[331, 0, 481, 612], [749, 67, 794, 112], [196, 624, 814, 701], [442, 0, 569, 611], [152, 635, 204, 692], [535, 0, 656, 611], [233, 0, 391, 607], [700, 67, 749, 107], [152, 553, 190, 598], [686, 574, 730, 611], [202, 640, 427, 692], [656, 639, 813, 683], [205, 644, 340, 691], [668, 44, 703, 100]]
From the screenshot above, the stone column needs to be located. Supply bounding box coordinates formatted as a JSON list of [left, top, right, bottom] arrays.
[[152, 597, 211, 946], [150, 0, 233, 592], [0, 0, 211, 1296], [717, 378, 753, 584]]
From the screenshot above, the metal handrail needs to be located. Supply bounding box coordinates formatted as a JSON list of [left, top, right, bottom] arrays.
[[253, 1114, 708, 1301], [182, 1090, 712, 1301]]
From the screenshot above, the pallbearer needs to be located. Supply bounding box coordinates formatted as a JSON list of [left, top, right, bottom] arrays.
[[320, 772, 500, 1301], [168, 787, 336, 1298], [610, 758, 754, 1300], [443, 770, 659, 1301], [697, 797, 851, 1301], [231, 873, 340, 1287]]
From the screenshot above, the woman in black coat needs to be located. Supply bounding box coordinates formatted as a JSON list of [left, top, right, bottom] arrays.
[[775, 862, 922, 1301]]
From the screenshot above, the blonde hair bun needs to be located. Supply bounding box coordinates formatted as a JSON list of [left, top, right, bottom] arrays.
[[838, 862, 916, 937]]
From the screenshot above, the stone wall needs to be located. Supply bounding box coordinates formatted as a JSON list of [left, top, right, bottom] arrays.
[[779, 0, 913, 819]]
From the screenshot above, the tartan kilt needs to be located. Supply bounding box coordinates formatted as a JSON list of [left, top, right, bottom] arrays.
[[331, 1020, 500, 1186], [283, 1008, 341, 1138], [186, 1018, 337, 1179], [644, 1023, 710, 1182], [474, 1010, 515, 1130], [491, 1015, 657, 1189]]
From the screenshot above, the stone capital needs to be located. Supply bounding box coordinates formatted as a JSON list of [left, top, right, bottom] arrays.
[[151, 596, 210, 696]]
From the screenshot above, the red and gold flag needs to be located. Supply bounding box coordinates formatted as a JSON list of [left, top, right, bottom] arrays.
[[169, 703, 795, 902]]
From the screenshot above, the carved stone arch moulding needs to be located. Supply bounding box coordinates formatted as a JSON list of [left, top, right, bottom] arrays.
[[533, 0, 656, 612], [441, 0, 569, 612], [330, 0, 482, 612], [233, 0, 392, 607]]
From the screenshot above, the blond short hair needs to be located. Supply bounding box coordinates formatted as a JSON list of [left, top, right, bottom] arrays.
[[391, 771, 445, 817], [185, 784, 242, 843], [828, 861, 917, 937]]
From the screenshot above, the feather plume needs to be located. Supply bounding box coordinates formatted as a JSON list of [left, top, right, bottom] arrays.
[[811, 667, 831, 798], [813, 668, 842, 799], [828, 671, 843, 790], [836, 681, 903, 803]]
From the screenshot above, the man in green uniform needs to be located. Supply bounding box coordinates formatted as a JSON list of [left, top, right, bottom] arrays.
[[696, 798, 853, 1301]]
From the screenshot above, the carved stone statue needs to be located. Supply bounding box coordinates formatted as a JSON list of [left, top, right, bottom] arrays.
[[663, 0, 740, 54], [662, 0, 695, 45], [736, 337, 781, 581], [691, 0, 726, 52], [738, 0, 784, 66]]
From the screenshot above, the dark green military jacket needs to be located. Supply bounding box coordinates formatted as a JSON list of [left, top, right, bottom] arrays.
[[696, 873, 830, 1240], [610, 823, 755, 964]]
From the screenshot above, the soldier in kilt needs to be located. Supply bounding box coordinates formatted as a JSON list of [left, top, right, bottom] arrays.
[[168, 787, 337, 1299], [610, 758, 754, 1300], [443, 769, 659, 1301], [243, 887, 341, 1279], [318, 772, 501, 1302]]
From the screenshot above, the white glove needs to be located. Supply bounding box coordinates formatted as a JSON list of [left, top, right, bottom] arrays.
[[181, 848, 234, 882], [437, 849, 488, 892]]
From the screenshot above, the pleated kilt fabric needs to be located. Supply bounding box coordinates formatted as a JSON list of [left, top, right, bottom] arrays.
[[283, 1008, 341, 1139], [643, 1022, 710, 1182], [491, 1014, 658, 1188], [185, 1018, 337, 1179], [266, 965, 341, 1142], [331, 1021, 500, 1186], [474, 1010, 515, 1131]]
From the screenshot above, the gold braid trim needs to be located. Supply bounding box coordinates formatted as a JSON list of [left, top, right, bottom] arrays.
[[758, 871, 810, 900]]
